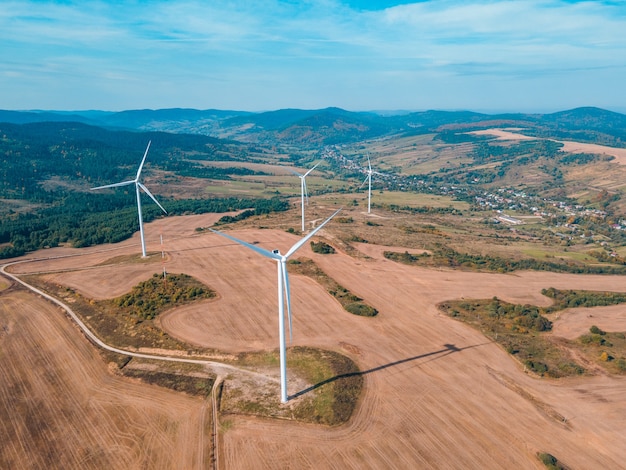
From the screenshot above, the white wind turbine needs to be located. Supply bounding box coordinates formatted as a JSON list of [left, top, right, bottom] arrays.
[[210, 208, 341, 403], [288, 162, 320, 231], [359, 153, 386, 214], [91, 141, 167, 257], [360, 154, 375, 213]]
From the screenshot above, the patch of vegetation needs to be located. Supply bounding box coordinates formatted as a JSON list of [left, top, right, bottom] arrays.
[[440, 289, 626, 377], [122, 369, 215, 397], [289, 346, 363, 426], [23, 274, 217, 352], [537, 452, 569, 470], [344, 302, 378, 317], [215, 209, 256, 225], [310, 240, 335, 254], [113, 273, 215, 321], [223, 346, 362, 426], [385, 245, 626, 275], [289, 258, 378, 317], [578, 326, 626, 374], [335, 216, 354, 224], [365, 220, 381, 226], [439, 297, 568, 377], [542, 287, 626, 312]]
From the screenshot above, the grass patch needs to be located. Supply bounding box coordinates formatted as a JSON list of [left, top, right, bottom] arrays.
[[577, 327, 626, 375], [289, 257, 378, 317], [22, 274, 218, 352], [114, 273, 216, 320], [439, 298, 575, 377], [223, 347, 363, 426], [310, 240, 336, 254], [121, 368, 215, 397], [439, 289, 626, 377], [288, 346, 363, 426], [537, 452, 570, 469]]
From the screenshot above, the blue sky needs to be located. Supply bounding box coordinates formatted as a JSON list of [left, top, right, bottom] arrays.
[[1, 0, 625, 113]]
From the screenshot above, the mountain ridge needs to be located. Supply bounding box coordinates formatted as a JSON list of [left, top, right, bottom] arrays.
[[1, 106, 624, 148]]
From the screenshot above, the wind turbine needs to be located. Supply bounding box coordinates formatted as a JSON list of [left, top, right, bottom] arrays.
[[91, 141, 167, 257], [360, 154, 374, 214], [359, 154, 385, 214], [288, 162, 319, 231], [210, 208, 341, 403]]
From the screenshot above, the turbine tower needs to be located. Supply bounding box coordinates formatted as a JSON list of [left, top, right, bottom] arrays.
[[288, 162, 319, 231], [360, 154, 373, 214], [91, 141, 167, 257], [210, 208, 341, 403]]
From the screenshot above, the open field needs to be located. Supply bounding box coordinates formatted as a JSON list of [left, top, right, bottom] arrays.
[[3, 208, 626, 468], [344, 134, 476, 175], [470, 128, 626, 164], [0, 286, 212, 469]]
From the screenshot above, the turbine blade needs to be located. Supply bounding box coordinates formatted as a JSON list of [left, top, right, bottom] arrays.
[[303, 162, 319, 177], [367, 153, 371, 172], [359, 174, 369, 188], [287, 167, 303, 177], [135, 141, 152, 181], [138, 182, 167, 214], [209, 229, 282, 260], [303, 178, 309, 204], [281, 262, 293, 342], [285, 208, 341, 258], [91, 180, 135, 190]]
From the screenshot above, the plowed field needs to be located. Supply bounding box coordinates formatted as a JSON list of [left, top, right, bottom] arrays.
[[3, 211, 626, 469]]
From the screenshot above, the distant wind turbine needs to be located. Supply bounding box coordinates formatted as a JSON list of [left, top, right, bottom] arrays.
[[288, 162, 320, 231], [210, 208, 341, 403], [91, 141, 167, 257], [360, 154, 376, 214]]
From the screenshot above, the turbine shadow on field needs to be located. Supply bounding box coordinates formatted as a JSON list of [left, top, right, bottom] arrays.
[[291, 342, 487, 400]]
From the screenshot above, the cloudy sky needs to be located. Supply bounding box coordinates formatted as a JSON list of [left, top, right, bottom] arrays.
[[1, 0, 625, 113]]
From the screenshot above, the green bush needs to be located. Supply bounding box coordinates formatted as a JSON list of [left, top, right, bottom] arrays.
[[590, 325, 605, 335], [344, 302, 378, 317], [310, 241, 335, 254]]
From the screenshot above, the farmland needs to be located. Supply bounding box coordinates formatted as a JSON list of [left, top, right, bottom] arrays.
[[2, 202, 626, 469], [3, 108, 626, 468]]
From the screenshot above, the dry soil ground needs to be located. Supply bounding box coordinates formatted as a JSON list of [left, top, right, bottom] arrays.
[[3, 209, 626, 469]]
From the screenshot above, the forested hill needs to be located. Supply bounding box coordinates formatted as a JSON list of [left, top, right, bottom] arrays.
[[2, 106, 626, 148], [0, 120, 257, 200], [0, 121, 287, 259]]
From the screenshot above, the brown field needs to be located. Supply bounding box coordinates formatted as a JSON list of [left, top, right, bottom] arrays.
[[470, 128, 626, 164], [3, 208, 626, 469]]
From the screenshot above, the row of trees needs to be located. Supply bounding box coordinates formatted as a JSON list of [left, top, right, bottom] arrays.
[[384, 246, 626, 275]]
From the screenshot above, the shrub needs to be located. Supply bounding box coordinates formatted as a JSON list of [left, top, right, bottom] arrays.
[[344, 302, 378, 317], [525, 360, 549, 376], [590, 325, 605, 335], [310, 241, 335, 254]]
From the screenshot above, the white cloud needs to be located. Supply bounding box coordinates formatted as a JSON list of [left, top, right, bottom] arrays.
[[0, 0, 625, 110]]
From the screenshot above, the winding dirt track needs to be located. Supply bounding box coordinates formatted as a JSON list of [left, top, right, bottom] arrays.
[[3, 211, 626, 469]]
